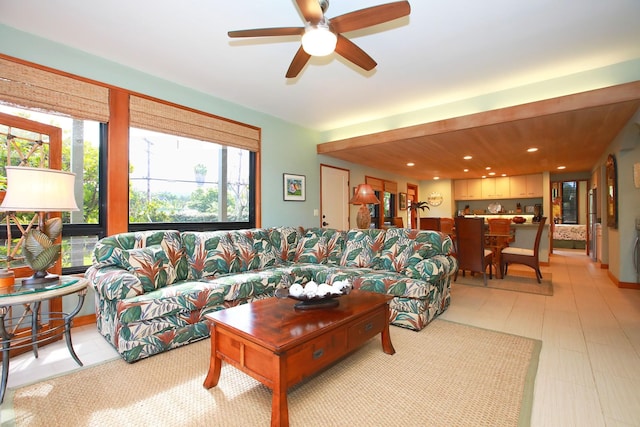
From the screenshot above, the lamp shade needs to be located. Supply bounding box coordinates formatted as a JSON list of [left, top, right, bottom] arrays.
[[349, 184, 380, 205], [0, 166, 79, 212], [301, 21, 337, 57]]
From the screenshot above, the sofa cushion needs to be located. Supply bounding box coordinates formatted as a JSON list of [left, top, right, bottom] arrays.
[[116, 280, 229, 325], [339, 229, 385, 268], [404, 256, 447, 282], [380, 229, 447, 273], [295, 227, 344, 264], [310, 265, 374, 285], [182, 231, 238, 280], [205, 268, 292, 301], [269, 226, 303, 263], [118, 268, 292, 326], [230, 229, 277, 271], [296, 233, 329, 264], [281, 263, 338, 285], [352, 271, 436, 299], [324, 229, 346, 265], [86, 265, 146, 300], [123, 245, 177, 291], [91, 230, 187, 282]]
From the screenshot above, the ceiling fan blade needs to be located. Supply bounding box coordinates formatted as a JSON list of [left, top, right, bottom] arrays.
[[334, 34, 377, 72], [330, 1, 411, 34], [228, 27, 304, 38], [286, 46, 312, 78], [295, 0, 324, 23]]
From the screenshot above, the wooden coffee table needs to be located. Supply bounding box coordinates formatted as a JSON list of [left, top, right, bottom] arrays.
[[203, 290, 395, 427]]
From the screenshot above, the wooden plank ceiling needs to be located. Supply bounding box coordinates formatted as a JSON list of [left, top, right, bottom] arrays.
[[317, 82, 640, 181]]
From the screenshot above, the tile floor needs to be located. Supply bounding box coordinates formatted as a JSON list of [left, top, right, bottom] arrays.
[[3, 249, 640, 426]]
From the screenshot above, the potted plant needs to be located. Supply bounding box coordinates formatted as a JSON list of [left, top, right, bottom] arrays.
[[409, 201, 430, 229]]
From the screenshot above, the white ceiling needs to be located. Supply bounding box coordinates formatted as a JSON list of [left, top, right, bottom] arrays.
[[2, 0, 639, 133]]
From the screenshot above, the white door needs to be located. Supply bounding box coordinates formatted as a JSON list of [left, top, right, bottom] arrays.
[[320, 165, 349, 230]]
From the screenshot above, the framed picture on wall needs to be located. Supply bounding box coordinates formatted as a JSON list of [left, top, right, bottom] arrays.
[[283, 173, 306, 201], [399, 192, 407, 210], [606, 154, 617, 228]]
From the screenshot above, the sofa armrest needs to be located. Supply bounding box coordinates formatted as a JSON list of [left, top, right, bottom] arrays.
[[404, 255, 453, 282], [85, 265, 146, 300]]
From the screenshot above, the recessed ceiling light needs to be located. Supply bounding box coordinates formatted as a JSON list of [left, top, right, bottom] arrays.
[[463, 155, 472, 160], [488, 172, 496, 176], [527, 147, 538, 152], [433, 176, 440, 180], [557, 166, 566, 170], [406, 162, 415, 167], [501, 173, 507, 177], [481, 175, 487, 179], [463, 169, 469, 172], [485, 167, 491, 170]]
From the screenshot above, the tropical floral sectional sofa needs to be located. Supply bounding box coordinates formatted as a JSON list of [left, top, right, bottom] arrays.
[[85, 226, 457, 362]]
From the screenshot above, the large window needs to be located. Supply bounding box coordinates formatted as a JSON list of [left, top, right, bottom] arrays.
[[129, 128, 251, 226], [0, 56, 260, 274]]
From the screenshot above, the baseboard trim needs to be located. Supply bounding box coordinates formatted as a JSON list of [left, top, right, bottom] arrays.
[[73, 313, 96, 327], [607, 270, 640, 289]]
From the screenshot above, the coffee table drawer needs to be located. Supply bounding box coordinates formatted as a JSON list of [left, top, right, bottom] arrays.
[[347, 309, 386, 350], [285, 328, 348, 385]]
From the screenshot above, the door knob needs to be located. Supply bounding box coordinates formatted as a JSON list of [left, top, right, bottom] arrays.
[[322, 221, 329, 226]]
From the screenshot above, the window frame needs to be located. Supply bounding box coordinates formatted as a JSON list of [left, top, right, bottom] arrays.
[[60, 123, 109, 274], [0, 54, 262, 272]]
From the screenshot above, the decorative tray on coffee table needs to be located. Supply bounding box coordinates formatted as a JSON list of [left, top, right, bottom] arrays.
[[276, 280, 352, 310]]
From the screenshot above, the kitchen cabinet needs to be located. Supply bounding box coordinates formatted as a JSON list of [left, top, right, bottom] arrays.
[[509, 174, 543, 198], [509, 176, 527, 197], [455, 173, 543, 200], [525, 174, 543, 197], [481, 177, 510, 199], [454, 179, 482, 200]]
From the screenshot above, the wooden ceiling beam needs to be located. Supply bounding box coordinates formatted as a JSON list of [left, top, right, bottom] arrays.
[[317, 81, 640, 154]]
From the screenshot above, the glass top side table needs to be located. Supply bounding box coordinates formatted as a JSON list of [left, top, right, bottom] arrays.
[[0, 276, 88, 403]]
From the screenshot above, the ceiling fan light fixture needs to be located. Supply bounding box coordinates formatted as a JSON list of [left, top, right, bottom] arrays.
[[301, 21, 337, 57]]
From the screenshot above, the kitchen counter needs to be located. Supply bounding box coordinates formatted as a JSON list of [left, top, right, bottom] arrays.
[[463, 214, 535, 222]]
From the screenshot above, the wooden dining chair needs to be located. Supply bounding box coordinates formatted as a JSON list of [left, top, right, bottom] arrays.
[[501, 217, 547, 283], [487, 217, 514, 246], [453, 217, 493, 285], [487, 218, 512, 237], [392, 216, 404, 228]]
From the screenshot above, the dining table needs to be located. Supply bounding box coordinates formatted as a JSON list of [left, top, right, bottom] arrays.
[[485, 229, 516, 279]]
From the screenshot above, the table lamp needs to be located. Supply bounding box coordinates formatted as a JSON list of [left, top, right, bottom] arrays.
[[349, 184, 380, 229], [0, 166, 79, 286]]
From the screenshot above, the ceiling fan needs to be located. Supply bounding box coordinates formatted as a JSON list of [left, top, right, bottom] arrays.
[[228, 0, 411, 78]]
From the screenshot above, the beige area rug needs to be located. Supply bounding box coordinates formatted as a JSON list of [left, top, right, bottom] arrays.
[[4, 320, 541, 427], [454, 271, 553, 296]]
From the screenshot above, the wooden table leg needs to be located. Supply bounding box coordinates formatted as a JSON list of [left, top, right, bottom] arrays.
[[203, 327, 222, 389], [494, 249, 503, 279], [271, 358, 289, 427], [381, 305, 396, 355]]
